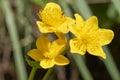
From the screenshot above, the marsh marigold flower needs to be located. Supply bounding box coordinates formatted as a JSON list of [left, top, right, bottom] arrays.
[[69, 14, 114, 59], [36, 2, 74, 33], [27, 35, 69, 69]]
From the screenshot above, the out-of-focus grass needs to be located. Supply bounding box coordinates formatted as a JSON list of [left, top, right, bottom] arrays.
[[1, 0, 27, 80], [111, 0, 120, 15], [0, 0, 120, 80]]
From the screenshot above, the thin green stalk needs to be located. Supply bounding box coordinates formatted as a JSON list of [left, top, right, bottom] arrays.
[[42, 68, 54, 80], [57, 0, 73, 17], [111, 0, 120, 15], [103, 46, 120, 80], [1, 0, 27, 80], [72, 54, 93, 80], [74, 0, 93, 19], [28, 67, 37, 80], [69, 33, 93, 80], [72, 0, 120, 79], [15, 0, 24, 15], [24, 18, 33, 53]]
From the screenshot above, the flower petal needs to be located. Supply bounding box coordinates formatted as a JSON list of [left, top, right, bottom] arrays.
[[74, 13, 84, 27], [85, 16, 98, 26], [54, 55, 70, 65], [36, 35, 51, 52], [36, 21, 53, 33], [57, 17, 75, 33], [87, 45, 106, 59], [55, 32, 66, 40], [44, 2, 61, 10], [69, 24, 81, 38], [97, 29, 114, 45], [56, 24, 69, 33], [50, 39, 66, 56], [40, 59, 54, 69], [70, 14, 84, 38], [27, 49, 44, 61], [70, 38, 86, 55]]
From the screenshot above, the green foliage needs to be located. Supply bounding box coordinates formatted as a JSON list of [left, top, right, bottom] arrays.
[[26, 56, 41, 69]]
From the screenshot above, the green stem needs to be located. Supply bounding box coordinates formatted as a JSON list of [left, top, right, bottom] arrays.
[[28, 67, 37, 80], [69, 33, 93, 80], [57, 0, 73, 17], [42, 68, 54, 80], [72, 54, 93, 80], [111, 0, 120, 15], [103, 46, 120, 80], [15, 0, 24, 15], [74, 0, 93, 19]]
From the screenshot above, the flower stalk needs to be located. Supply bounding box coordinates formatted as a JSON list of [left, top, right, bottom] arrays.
[[28, 67, 37, 80]]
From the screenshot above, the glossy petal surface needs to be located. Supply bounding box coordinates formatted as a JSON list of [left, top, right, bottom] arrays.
[[54, 55, 70, 65], [27, 49, 44, 61], [69, 14, 114, 59]]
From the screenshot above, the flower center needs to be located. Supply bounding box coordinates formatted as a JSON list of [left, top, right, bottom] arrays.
[[81, 38, 88, 45], [40, 7, 66, 27], [44, 52, 54, 59]]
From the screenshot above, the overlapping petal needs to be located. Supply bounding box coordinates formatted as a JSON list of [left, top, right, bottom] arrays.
[[36, 35, 51, 52], [40, 59, 54, 69], [57, 17, 74, 33], [54, 55, 70, 65], [50, 39, 66, 56], [36, 21, 53, 33], [27, 49, 44, 61]]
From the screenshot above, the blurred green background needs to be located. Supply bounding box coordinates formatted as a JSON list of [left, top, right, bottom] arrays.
[[0, 0, 120, 80]]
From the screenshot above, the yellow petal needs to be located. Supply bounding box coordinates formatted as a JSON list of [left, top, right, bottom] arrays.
[[87, 45, 106, 59], [85, 16, 98, 26], [70, 38, 86, 55], [50, 39, 66, 56], [55, 32, 66, 40], [69, 24, 81, 38], [36, 35, 51, 52], [44, 2, 61, 10], [54, 55, 70, 65], [69, 14, 84, 38], [56, 24, 69, 33], [36, 21, 53, 33], [97, 29, 114, 45], [40, 59, 54, 69], [40, 2, 66, 27], [55, 32, 67, 44], [27, 49, 44, 61], [74, 13, 84, 27], [57, 17, 75, 33]]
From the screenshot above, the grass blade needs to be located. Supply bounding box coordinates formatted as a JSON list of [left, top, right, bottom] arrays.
[[1, 0, 27, 80]]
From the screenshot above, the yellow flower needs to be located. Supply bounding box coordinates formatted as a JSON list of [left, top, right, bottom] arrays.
[[27, 35, 69, 69], [55, 32, 68, 50], [69, 14, 114, 59], [36, 2, 74, 33]]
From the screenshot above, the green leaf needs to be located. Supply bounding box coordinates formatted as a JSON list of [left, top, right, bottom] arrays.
[[25, 56, 41, 69]]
